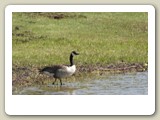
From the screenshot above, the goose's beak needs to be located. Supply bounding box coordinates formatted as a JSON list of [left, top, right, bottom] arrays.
[[76, 52, 79, 55]]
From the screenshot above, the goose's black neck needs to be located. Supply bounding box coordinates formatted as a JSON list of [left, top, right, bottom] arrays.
[[69, 54, 74, 66]]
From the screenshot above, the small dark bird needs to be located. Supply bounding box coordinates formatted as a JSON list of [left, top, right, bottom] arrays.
[[39, 51, 79, 85]]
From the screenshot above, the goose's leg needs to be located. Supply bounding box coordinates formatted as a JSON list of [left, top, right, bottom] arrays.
[[59, 79, 62, 86], [52, 78, 57, 85]]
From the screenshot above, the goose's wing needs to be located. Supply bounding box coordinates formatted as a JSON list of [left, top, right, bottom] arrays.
[[40, 65, 67, 73], [40, 65, 69, 78]]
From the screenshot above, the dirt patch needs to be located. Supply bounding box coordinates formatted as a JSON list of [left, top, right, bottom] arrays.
[[12, 29, 48, 43], [24, 12, 87, 20]]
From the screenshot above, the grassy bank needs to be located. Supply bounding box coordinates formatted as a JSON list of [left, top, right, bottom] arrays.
[[12, 12, 148, 68]]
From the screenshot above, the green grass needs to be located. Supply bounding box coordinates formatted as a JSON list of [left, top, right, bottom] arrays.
[[12, 12, 148, 67]]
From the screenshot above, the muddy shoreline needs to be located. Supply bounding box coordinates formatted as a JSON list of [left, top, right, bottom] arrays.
[[77, 62, 147, 73], [12, 62, 148, 86]]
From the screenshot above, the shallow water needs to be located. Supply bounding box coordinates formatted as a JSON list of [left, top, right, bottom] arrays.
[[13, 72, 148, 95]]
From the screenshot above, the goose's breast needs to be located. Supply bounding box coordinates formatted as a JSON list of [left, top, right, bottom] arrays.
[[67, 65, 76, 74]]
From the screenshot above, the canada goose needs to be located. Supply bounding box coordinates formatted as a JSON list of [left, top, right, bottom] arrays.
[[39, 51, 79, 85]]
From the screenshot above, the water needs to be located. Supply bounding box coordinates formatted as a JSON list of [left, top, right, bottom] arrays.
[[13, 72, 148, 95]]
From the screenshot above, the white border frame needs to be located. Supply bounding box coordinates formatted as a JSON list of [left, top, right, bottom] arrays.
[[5, 5, 155, 115]]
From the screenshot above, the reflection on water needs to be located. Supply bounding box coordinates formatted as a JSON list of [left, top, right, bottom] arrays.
[[13, 72, 148, 95]]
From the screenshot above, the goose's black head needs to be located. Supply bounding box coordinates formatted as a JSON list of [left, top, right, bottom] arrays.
[[69, 51, 79, 66], [71, 51, 79, 56]]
